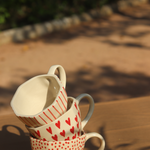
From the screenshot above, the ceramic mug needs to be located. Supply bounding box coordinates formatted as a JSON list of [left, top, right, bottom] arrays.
[[26, 94, 94, 141], [11, 65, 67, 127], [30, 131, 105, 150]]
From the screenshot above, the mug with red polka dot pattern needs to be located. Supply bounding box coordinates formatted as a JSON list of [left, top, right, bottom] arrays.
[[30, 131, 105, 150]]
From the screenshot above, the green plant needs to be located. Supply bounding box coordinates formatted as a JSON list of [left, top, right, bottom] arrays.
[[0, 0, 117, 31]]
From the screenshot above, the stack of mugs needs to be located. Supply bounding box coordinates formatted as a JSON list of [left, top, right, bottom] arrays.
[[10, 65, 105, 150]]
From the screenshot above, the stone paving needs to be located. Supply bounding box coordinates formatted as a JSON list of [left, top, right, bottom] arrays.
[[0, 2, 150, 114]]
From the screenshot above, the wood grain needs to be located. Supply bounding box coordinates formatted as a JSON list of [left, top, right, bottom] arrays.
[[0, 96, 150, 150]]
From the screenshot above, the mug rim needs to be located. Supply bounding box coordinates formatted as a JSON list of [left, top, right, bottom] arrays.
[[11, 74, 64, 117]]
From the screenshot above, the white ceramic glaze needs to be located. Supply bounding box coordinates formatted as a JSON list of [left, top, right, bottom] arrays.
[[30, 131, 105, 150], [26, 94, 94, 141], [11, 65, 67, 127], [48, 65, 66, 88]]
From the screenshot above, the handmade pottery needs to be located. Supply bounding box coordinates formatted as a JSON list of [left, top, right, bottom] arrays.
[[11, 65, 67, 127], [26, 94, 94, 141]]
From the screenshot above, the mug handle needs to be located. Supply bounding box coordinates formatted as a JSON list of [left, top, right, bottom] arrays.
[[75, 93, 94, 128], [48, 65, 66, 88], [85, 132, 105, 150]]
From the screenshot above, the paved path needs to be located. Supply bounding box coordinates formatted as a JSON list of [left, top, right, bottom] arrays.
[[0, 3, 150, 114]]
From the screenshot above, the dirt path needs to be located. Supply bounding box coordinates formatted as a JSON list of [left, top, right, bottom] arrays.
[[0, 3, 150, 114]]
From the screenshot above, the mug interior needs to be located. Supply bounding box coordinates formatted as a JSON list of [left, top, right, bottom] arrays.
[[67, 97, 73, 111], [11, 75, 60, 116]]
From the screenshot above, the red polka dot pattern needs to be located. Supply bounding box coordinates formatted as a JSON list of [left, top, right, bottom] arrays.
[[30, 133, 86, 150]]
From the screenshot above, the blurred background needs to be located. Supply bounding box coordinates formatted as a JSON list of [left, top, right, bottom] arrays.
[[0, 0, 150, 114]]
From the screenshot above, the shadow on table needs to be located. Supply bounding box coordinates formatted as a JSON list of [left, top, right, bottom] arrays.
[[0, 125, 31, 150], [98, 125, 134, 150], [84, 121, 150, 150], [97, 125, 150, 150]]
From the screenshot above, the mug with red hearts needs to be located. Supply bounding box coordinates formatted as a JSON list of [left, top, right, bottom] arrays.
[[11, 65, 67, 127], [26, 94, 94, 142], [30, 130, 105, 150]]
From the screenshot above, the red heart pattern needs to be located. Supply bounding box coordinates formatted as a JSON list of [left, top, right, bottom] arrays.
[[78, 130, 80, 136], [72, 134, 76, 139], [70, 126, 74, 134], [74, 102, 78, 110], [55, 121, 60, 129], [30, 101, 82, 142], [43, 138, 47, 141], [65, 118, 71, 126], [52, 134, 58, 141], [46, 127, 52, 134], [60, 130, 65, 137], [75, 115, 78, 122], [65, 137, 70, 141], [78, 111, 81, 118], [35, 130, 41, 137]]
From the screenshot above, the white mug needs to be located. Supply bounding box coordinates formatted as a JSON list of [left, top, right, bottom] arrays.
[[26, 94, 94, 141], [30, 130, 105, 150], [11, 65, 67, 127]]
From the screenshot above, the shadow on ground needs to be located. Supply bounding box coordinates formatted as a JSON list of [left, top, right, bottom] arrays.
[[20, 3, 150, 51], [1, 4, 150, 109], [1, 65, 150, 109], [66, 65, 150, 103]]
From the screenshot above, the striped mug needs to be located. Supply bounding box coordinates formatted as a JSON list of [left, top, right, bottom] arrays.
[[11, 65, 67, 127]]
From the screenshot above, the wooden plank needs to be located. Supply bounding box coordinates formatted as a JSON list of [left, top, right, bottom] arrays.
[[0, 96, 150, 150], [80, 96, 150, 150]]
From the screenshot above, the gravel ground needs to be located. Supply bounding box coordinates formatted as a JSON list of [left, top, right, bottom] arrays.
[[0, 3, 150, 114]]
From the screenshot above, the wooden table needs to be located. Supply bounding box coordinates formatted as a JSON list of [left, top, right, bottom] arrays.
[[0, 96, 150, 150]]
